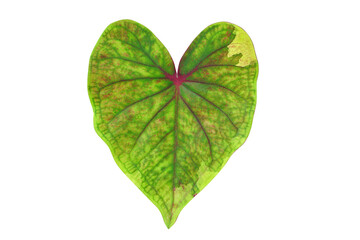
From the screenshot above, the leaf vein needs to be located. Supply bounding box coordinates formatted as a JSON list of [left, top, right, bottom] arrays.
[[185, 80, 247, 102], [180, 95, 214, 165], [182, 84, 238, 130], [108, 85, 173, 124], [131, 96, 175, 151], [170, 91, 179, 222], [135, 129, 174, 165], [99, 77, 169, 91], [131, 163, 171, 214], [176, 161, 197, 186], [182, 45, 228, 77], [119, 25, 172, 75], [143, 150, 175, 179], [94, 56, 160, 69]]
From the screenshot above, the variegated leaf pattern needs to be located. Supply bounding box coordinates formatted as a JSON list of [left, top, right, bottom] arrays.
[[88, 19, 258, 228]]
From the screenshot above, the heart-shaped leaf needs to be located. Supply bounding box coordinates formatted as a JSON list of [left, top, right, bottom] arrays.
[[88, 19, 258, 228]]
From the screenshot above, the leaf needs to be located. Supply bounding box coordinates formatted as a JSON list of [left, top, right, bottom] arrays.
[[88, 19, 258, 228]]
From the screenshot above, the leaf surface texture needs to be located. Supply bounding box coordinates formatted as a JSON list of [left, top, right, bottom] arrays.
[[88, 20, 258, 228]]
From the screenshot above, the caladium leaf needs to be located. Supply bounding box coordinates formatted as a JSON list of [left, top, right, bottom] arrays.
[[88, 19, 258, 228]]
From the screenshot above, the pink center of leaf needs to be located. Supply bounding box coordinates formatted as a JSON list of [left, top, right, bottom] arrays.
[[165, 73, 187, 88]]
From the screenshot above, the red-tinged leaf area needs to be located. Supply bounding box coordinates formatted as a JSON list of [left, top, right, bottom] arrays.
[[88, 19, 258, 228]]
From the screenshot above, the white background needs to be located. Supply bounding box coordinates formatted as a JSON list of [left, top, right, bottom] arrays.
[[1, 0, 359, 239]]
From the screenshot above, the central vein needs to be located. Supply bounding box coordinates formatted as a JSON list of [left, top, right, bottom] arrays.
[[170, 86, 180, 220]]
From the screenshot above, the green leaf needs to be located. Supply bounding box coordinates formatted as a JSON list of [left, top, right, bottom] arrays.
[[88, 19, 258, 228]]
